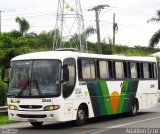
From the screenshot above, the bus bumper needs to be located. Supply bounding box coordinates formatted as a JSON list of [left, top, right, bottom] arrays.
[[8, 110, 62, 122]]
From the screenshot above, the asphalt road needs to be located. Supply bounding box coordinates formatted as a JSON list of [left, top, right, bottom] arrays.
[[1, 104, 160, 134]]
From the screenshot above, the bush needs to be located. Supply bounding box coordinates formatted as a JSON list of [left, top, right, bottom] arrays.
[[0, 69, 8, 106]]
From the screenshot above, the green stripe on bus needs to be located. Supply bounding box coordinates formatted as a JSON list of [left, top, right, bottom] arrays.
[[94, 82, 107, 116], [122, 81, 132, 112], [118, 81, 129, 113], [100, 81, 112, 115], [122, 80, 139, 112], [87, 82, 101, 116], [117, 80, 139, 114]]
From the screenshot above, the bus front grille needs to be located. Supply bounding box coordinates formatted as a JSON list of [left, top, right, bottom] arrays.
[[19, 105, 42, 109], [17, 114, 47, 118]]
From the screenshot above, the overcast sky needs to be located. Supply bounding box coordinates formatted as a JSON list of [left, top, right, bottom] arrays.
[[1, 0, 160, 47]]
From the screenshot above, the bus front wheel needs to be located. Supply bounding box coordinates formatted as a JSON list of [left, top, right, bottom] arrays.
[[76, 106, 87, 126], [30, 122, 43, 127]]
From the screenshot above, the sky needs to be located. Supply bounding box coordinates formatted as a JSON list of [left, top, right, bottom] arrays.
[[0, 0, 160, 47]]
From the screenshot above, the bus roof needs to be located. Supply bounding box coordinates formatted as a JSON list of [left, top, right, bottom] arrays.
[[11, 50, 157, 62]]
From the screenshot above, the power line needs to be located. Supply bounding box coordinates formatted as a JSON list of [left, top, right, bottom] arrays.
[[2, 25, 54, 27], [102, 9, 153, 18], [110, 6, 154, 15], [2, 13, 57, 21], [1, 6, 154, 21], [2, 10, 57, 17]]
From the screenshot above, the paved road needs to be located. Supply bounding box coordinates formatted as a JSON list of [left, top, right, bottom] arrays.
[[0, 104, 160, 134]]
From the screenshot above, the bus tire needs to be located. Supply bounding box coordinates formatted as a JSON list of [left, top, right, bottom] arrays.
[[129, 100, 138, 116], [30, 122, 43, 127], [76, 106, 87, 126]]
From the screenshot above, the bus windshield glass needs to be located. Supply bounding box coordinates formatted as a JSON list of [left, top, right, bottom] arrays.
[[8, 60, 61, 98]]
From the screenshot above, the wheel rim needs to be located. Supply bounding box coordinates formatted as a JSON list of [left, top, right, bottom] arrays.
[[78, 109, 85, 121], [132, 103, 137, 114]]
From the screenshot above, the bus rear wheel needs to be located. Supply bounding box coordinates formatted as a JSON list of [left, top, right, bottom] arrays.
[[76, 106, 87, 126], [30, 122, 43, 127], [129, 100, 138, 116]]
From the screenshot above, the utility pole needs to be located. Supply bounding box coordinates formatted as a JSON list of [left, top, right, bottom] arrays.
[[0, 11, 4, 38], [89, 4, 109, 54], [112, 13, 118, 54]]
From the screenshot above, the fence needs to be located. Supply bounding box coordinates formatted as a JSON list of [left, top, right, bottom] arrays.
[[0, 106, 7, 113]]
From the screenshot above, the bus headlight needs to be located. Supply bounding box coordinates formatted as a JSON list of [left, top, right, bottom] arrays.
[[8, 105, 18, 110], [43, 105, 60, 111]]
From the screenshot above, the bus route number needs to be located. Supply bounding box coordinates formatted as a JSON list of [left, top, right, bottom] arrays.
[[42, 99, 51, 102]]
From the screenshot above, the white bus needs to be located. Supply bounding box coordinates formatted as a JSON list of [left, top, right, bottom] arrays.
[[2, 49, 159, 127]]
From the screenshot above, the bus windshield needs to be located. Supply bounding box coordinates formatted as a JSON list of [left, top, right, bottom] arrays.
[[8, 60, 61, 98]]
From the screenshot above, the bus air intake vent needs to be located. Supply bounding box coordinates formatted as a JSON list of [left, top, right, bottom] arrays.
[[17, 114, 47, 118], [19, 105, 42, 109]]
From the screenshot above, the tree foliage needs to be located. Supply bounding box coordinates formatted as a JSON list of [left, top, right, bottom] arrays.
[[15, 16, 30, 36], [149, 30, 160, 47], [68, 26, 96, 50], [148, 10, 160, 47]]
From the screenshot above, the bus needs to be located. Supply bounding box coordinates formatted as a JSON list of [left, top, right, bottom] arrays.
[[2, 49, 159, 127]]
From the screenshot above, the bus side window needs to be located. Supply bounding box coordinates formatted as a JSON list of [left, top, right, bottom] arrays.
[[115, 61, 124, 79], [108, 61, 113, 79], [136, 63, 141, 78], [149, 63, 157, 79], [78, 59, 95, 80], [153, 63, 157, 79], [127, 62, 131, 79], [99, 60, 109, 79], [140, 63, 144, 78], [148, 63, 152, 79], [63, 58, 76, 98], [143, 63, 149, 79], [123, 62, 127, 79], [130, 62, 137, 79], [98, 60, 113, 79]]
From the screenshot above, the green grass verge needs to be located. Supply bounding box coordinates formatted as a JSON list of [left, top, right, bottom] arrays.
[[0, 113, 18, 125]]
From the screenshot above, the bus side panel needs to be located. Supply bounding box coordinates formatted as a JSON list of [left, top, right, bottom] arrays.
[[70, 80, 158, 120], [86, 80, 139, 117], [63, 83, 95, 121], [136, 80, 158, 110]]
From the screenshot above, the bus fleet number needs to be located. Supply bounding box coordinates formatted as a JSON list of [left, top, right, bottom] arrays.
[[42, 99, 51, 102]]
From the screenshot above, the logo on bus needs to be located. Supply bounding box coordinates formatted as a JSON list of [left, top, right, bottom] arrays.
[[150, 84, 155, 88]]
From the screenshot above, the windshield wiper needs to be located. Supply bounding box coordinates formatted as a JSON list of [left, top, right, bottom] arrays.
[[7, 93, 18, 98]]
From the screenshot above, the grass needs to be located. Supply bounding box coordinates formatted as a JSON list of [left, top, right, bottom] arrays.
[[0, 113, 18, 125]]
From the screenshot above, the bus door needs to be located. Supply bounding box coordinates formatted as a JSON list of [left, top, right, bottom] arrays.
[[62, 58, 76, 120]]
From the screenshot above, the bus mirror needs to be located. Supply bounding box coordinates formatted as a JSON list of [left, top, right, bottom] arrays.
[[63, 66, 69, 82], [2, 65, 10, 83]]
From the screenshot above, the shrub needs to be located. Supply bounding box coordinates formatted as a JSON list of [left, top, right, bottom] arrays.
[[0, 69, 8, 106]]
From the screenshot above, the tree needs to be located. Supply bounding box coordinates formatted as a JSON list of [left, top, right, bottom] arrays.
[[15, 17, 30, 36], [68, 26, 96, 49], [147, 10, 160, 47], [10, 30, 22, 38], [84, 26, 96, 39]]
